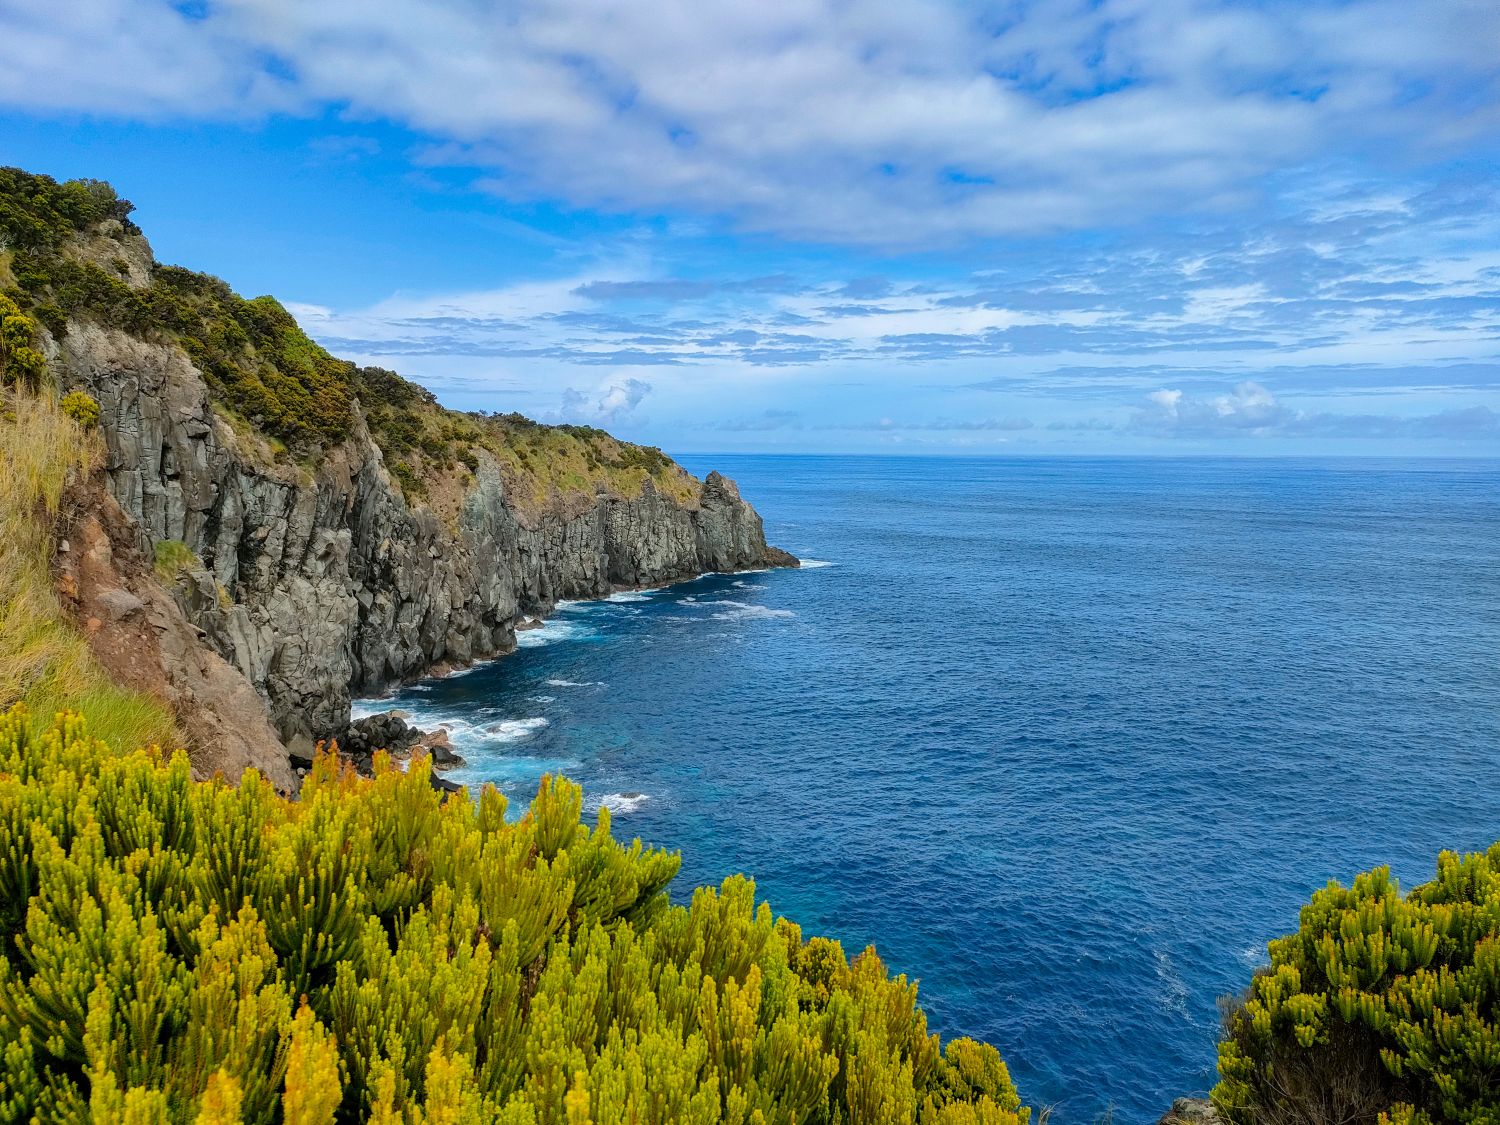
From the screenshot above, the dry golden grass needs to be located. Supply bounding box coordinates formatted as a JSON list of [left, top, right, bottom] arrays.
[[0, 386, 177, 748]]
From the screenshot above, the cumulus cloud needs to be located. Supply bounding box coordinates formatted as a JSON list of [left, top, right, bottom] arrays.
[[1133, 380, 1297, 433], [557, 377, 652, 423], [2, 0, 1498, 242]]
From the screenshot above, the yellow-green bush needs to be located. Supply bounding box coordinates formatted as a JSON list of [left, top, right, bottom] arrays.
[[58, 391, 99, 429], [1215, 849, 1500, 1125], [0, 295, 46, 387], [0, 706, 1028, 1125]]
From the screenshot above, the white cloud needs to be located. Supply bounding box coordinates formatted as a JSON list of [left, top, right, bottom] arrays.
[[558, 377, 652, 423], [1, 0, 1496, 242]]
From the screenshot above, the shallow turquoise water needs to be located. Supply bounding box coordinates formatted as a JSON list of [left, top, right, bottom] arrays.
[[358, 455, 1500, 1121]]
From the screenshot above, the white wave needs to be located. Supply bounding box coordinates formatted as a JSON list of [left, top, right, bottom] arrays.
[[798, 558, 834, 568], [484, 717, 550, 741], [517, 619, 595, 648], [545, 678, 605, 688], [731, 580, 767, 590], [1155, 950, 1190, 1016], [528, 694, 556, 704], [594, 792, 651, 815], [711, 604, 796, 622], [605, 590, 651, 603]]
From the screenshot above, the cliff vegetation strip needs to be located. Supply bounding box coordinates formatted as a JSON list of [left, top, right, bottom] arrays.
[[0, 165, 699, 520], [0, 381, 176, 751]]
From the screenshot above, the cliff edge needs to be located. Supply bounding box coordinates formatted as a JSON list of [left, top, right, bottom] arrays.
[[0, 167, 795, 779]]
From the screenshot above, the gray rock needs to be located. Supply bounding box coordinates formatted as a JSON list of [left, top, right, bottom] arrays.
[[95, 587, 144, 622]]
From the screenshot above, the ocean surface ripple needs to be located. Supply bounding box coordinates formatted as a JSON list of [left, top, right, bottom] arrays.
[[358, 455, 1500, 1121]]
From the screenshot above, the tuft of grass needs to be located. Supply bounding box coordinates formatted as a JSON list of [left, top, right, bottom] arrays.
[[0, 386, 177, 749], [153, 537, 200, 579]]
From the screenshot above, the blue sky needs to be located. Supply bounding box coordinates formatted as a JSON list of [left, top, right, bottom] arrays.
[[2, 0, 1499, 455]]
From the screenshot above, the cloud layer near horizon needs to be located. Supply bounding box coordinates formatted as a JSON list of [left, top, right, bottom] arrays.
[[281, 164, 1499, 447]]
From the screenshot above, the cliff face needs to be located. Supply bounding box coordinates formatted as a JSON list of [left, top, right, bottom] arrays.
[[54, 320, 790, 755]]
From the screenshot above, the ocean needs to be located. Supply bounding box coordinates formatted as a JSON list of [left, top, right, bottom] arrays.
[[354, 455, 1500, 1121]]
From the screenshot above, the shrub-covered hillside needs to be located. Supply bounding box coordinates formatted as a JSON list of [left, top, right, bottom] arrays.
[[0, 707, 1029, 1125], [1215, 847, 1500, 1125], [0, 166, 699, 516]]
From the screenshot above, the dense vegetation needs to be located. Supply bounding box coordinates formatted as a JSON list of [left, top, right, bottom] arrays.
[[0, 707, 1029, 1125], [0, 167, 138, 252], [0, 167, 698, 512], [1215, 849, 1500, 1125]]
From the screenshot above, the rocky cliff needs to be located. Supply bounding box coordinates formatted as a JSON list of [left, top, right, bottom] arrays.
[[3, 170, 794, 778]]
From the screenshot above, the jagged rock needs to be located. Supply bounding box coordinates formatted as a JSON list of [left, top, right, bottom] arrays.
[[429, 772, 463, 796], [1159, 1098, 1221, 1125], [54, 484, 295, 791]]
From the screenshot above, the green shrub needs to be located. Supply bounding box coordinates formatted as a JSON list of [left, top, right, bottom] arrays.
[[1215, 848, 1500, 1125], [0, 706, 1029, 1125], [59, 390, 99, 429]]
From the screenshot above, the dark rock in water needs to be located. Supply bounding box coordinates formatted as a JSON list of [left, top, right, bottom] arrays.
[[762, 546, 801, 569], [415, 728, 465, 770], [1158, 1098, 1221, 1125], [515, 616, 545, 631], [340, 711, 421, 759]]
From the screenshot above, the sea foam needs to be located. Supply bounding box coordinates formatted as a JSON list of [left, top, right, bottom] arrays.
[[593, 792, 651, 815]]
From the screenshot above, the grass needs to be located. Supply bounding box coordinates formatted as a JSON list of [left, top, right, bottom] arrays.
[[0, 386, 177, 749], [153, 537, 200, 579]]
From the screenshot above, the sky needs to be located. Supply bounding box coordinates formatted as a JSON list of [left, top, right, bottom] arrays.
[[2, 0, 1499, 456]]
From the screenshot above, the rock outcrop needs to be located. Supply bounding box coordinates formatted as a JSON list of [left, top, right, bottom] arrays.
[[1158, 1098, 1221, 1125], [53, 478, 296, 790], [45, 294, 792, 777]]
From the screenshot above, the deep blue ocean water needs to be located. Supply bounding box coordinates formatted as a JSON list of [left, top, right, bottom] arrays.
[[357, 455, 1500, 1121]]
